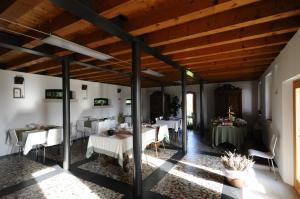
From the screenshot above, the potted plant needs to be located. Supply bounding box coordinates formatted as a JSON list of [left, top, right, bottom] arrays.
[[170, 96, 181, 117], [221, 151, 254, 188]]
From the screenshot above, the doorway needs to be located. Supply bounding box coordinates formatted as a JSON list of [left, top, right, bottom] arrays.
[[186, 92, 196, 129], [294, 79, 300, 195]]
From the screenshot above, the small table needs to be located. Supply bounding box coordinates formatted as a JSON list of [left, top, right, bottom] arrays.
[[211, 125, 247, 149]]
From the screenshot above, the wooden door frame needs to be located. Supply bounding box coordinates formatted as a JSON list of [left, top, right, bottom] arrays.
[[293, 79, 300, 195]]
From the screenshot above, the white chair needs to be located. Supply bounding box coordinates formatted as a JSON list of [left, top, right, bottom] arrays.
[[42, 128, 63, 163], [248, 134, 278, 179], [8, 129, 24, 155], [70, 122, 78, 144], [120, 123, 129, 129]]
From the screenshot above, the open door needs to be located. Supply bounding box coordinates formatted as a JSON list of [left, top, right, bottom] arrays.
[[187, 92, 196, 129], [294, 79, 300, 195]]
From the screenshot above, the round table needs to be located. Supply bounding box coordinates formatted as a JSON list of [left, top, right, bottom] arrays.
[[211, 125, 247, 149]]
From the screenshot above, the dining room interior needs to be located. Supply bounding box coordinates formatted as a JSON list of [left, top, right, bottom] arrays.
[[1, 0, 300, 199]]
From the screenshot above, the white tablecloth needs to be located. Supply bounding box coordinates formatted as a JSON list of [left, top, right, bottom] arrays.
[[7, 128, 62, 155], [156, 119, 181, 132], [76, 119, 117, 136], [23, 130, 47, 155], [211, 125, 248, 149], [86, 127, 160, 167]]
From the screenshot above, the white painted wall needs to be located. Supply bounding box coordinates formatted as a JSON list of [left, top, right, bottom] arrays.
[[259, 29, 300, 185], [141, 81, 257, 129], [0, 69, 130, 156]]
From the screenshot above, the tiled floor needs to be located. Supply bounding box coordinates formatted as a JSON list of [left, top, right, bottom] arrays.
[[0, 130, 299, 199]]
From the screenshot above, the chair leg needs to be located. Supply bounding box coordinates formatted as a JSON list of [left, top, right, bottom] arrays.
[[18, 146, 21, 157], [155, 143, 158, 158], [270, 159, 277, 180], [43, 147, 46, 164], [267, 159, 271, 171], [162, 140, 166, 152], [144, 151, 149, 165]]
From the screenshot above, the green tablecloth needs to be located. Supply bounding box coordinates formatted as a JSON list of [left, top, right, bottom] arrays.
[[211, 125, 247, 149]]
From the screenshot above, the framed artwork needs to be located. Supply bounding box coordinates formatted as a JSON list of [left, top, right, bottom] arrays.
[[13, 88, 22, 98], [126, 99, 131, 105], [94, 98, 109, 106]]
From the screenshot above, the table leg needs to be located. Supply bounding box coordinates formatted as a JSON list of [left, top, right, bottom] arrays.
[[123, 155, 129, 172]]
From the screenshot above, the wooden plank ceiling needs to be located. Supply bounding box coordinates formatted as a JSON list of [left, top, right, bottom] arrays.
[[0, 0, 300, 87]]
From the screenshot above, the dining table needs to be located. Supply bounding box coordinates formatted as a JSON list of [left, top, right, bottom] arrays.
[[7, 125, 61, 155], [86, 125, 169, 168], [156, 119, 181, 132], [211, 124, 247, 149]]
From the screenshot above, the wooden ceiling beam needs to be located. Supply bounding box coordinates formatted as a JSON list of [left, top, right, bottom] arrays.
[[79, 0, 259, 48], [140, 34, 291, 66], [142, 0, 300, 47], [150, 55, 276, 73], [0, 0, 264, 70], [88, 16, 299, 62], [74, 0, 300, 60], [148, 45, 282, 68], [6, 7, 300, 72], [0, 0, 138, 56], [91, 33, 290, 70]]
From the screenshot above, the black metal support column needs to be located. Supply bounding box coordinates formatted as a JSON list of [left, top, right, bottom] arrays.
[[131, 40, 142, 199], [181, 69, 187, 154], [62, 59, 71, 170], [199, 81, 204, 134], [161, 86, 165, 119]]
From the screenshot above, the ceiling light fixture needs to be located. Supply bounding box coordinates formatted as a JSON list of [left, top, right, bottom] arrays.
[[43, 35, 112, 61], [142, 68, 164, 77]]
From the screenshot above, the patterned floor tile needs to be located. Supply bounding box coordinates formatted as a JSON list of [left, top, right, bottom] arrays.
[[44, 140, 87, 164], [2, 172, 123, 199], [151, 154, 225, 199], [79, 148, 178, 185], [0, 156, 54, 190]]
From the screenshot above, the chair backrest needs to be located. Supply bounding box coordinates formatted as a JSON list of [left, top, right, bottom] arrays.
[[8, 129, 18, 145], [269, 134, 278, 156], [46, 128, 63, 146], [120, 123, 129, 129]]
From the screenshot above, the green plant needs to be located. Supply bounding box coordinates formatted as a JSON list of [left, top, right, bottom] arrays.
[[170, 96, 181, 116], [118, 113, 125, 124], [221, 151, 254, 171]]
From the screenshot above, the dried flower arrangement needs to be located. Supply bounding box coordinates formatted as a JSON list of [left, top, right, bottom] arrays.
[[221, 151, 255, 171]]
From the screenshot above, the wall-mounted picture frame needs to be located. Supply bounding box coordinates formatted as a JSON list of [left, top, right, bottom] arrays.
[[126, 99, 131, 105], [94, 98, 109, 106], [13, 88, 22, 98]]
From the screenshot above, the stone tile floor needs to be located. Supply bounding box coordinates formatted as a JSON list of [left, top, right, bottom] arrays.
[[2, 171, 123, 199], [0, 130, 299, 199], [79, 148, 177, 185]]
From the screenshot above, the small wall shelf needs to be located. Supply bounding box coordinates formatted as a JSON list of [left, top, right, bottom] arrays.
[[93, 105, 113, 109], [44, 99, 78, 102]]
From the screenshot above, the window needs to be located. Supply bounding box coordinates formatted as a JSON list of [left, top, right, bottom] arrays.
[[265, 73, 272, 120]]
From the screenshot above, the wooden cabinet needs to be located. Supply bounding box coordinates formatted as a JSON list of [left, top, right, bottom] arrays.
[[150, 91, 170, 121], [215, 84, 242, 118]]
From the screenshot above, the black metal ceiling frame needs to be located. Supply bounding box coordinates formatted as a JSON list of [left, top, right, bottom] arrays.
[[0, 31, 173, 85], [49, 0, 200, 81]]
